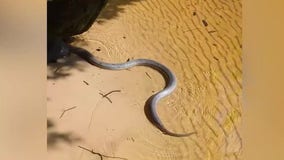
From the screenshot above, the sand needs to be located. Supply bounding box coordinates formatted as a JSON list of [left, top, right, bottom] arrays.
[[47, 0, 242, 159]]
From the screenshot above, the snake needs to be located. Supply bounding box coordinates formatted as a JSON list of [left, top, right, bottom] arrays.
[[66, 44, 196, 137]]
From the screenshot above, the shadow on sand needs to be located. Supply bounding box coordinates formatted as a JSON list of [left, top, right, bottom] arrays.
[[47, 119, 82, 149], [96, 0, 143, 23]]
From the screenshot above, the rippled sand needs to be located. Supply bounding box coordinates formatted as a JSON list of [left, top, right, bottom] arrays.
[[47, 0, 241, 159]]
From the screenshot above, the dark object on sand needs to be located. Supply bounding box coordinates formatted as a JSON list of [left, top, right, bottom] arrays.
[[47, 0, 107, 63]]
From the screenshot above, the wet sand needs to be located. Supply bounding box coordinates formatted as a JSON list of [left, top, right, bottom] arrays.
[[47, 0, 241, 159]]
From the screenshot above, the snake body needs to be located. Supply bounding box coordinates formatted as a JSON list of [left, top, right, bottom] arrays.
[[69, 45, 196, 137]]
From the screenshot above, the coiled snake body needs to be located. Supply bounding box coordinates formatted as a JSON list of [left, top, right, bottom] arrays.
[[69, 45, 196, 137]]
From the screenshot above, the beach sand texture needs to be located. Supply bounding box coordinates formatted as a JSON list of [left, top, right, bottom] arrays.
[[47, 0, 242, 159]]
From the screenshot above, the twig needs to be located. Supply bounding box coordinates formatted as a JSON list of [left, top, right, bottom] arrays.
[[99, 93, 113, 103], [145, 72, 152, 79], [213, 56, 219, 61], [59, 106, 77, 119], [78, 146, 127, 160], [83, 80, 89, 85], [99, 90, 121, 103], [102, 90, 121, 97], [208, 30, 216, 33]]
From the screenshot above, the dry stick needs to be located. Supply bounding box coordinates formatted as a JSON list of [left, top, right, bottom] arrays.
[[99, 93, 113, 103], [213, 56, 219, 61], [102, 90, 121, 97], [99, 90, 121, 103], [83, 80, 89, 85], [145, 72, 152, 79], [59, 106, 77, 119], [208, 30, 216, 33], [78, 146, 128, 160]]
